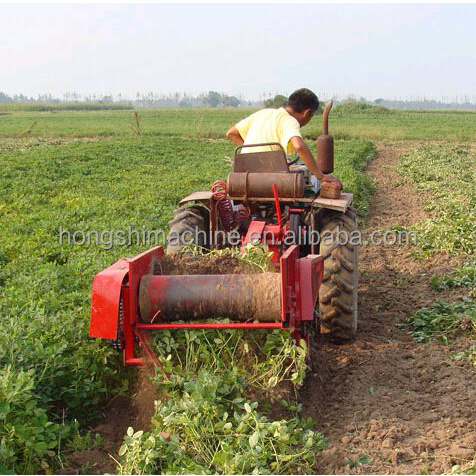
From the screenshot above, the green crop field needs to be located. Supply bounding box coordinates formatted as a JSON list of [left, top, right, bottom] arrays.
[[397, 145, 476, 367], [0, 119, 375, 473], [1, 106, 476, 141], [1, 105, 475, 474]]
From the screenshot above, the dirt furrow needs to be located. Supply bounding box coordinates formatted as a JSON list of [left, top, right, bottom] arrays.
[[301, 146, 475, 474]]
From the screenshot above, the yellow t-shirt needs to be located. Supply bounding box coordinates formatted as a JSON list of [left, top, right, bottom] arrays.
[[235, 107, 302, 156]]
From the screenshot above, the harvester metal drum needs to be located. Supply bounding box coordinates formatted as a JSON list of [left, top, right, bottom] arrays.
[[139, 273, 282, 323]]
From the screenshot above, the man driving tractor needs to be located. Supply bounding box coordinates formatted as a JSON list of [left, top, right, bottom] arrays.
[[226, 88, 342, 189]]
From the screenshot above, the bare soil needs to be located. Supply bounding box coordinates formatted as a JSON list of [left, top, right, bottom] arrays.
[[152, 252, 258, 275], [64, 146, 475, 474], [300, 146, 475, 474], [61, 367, 158, 474]]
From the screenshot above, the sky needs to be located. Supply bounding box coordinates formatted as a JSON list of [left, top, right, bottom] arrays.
[[1, 3, 475, 101]]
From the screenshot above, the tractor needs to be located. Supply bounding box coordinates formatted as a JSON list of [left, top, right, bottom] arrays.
[[89, 101, 358, 366]]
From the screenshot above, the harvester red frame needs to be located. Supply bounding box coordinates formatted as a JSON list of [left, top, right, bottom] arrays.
[[90, 244, 323, 366]]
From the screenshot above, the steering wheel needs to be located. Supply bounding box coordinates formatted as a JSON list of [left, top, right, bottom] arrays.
[[287, 156, 300, 166]]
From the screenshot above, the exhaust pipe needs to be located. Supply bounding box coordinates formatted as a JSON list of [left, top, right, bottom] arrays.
[[317, 100, 334, 174]]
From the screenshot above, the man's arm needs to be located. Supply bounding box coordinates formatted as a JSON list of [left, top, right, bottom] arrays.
[[290, 136, 324, 180], [290, 136, 342, 187], [226, 126, 244, 146]]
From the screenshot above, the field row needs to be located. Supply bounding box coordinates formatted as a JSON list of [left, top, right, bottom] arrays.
[[1, 132, 474, 473], [1, 107, 476, 141], [398, 145, 475, 372], [0, 137, 374, 472]]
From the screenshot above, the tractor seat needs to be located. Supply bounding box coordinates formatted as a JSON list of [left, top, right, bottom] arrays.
[[233, 142, 289, 173]]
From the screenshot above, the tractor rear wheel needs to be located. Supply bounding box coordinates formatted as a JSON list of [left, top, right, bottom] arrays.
[[167, 205, 209, 254], [318, 207, 358, 342]]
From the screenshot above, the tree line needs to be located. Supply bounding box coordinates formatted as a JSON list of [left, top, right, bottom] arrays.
[[0, 91, 253, 108], [1, 90, 476, 110]]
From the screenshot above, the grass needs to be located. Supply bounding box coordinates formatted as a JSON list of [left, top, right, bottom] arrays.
[[0, 103, 133, 112], [3, 106, 473, 472], [331, 140, 375, 216], [432, 260, 476, 298], [0, 137, 230, 472], [118, 370, 324, 474], [405, 298, 476, 344], [397, 145, 476, 256], [2, 107, 476, 141], [118, 248, 325, 473], [0, 109, 250, 139], [0, 133, 375, 473], [118, 319, 324, 474], [398, 146, 476, 365]]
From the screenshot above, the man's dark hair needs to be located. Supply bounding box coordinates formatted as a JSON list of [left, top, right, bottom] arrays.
[[287, 88, 319, 113]]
